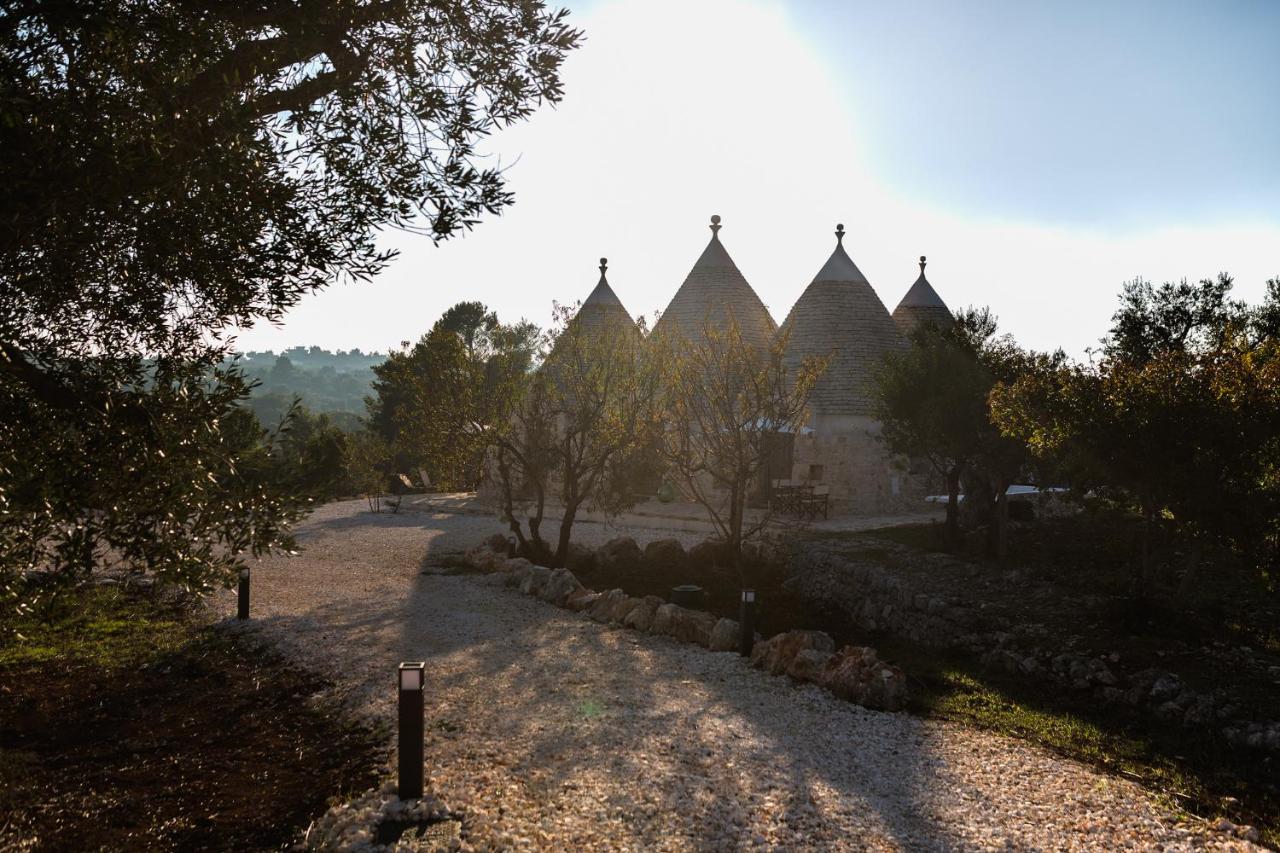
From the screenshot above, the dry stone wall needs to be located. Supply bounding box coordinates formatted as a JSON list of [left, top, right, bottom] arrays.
[[787, 541, 1280, 753]]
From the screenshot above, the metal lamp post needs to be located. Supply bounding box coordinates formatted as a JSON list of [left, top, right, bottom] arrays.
[[237, 568, 250, 620], [739, 588, 756, 656], [397, 661, 426, 799]]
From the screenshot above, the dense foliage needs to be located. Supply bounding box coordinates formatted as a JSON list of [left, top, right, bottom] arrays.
[[877, 273, 1278, 588], [991, 276, 1280, 592], [0, 358, 304, 613], [876, 309, 1041, 556], [0, 1, 579, 614], [235, 348, 384, 429], [366, 301, 540, 491]]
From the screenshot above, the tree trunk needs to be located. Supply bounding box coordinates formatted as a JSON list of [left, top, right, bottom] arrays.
[[945, 467, 961, 552], [495, 448, 532, 557], [553, 501, 579, 569], [728, 481, 745, 584], [524, 486, 553, 565]]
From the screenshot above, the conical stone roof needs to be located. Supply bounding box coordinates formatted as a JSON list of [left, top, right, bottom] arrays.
[[574, 258, 637, 336], [545, 258, 638, 373], [652, 215, 776, 350], [780, 225, 906, 418], [892, 256, 953, 334]]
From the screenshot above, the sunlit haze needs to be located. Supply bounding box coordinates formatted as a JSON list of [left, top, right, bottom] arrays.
[[232, 0, 1280, 358]]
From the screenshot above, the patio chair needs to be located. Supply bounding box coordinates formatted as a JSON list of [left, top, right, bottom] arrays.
[[770, 479, 798, 514], [799, 484, 830, 520]]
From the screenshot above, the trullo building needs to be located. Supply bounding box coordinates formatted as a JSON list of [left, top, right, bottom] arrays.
[[551, 216, 954, 516], [777, 224, 925, 513]]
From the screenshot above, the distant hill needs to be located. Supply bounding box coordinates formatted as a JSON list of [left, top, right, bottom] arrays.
[[229, 347, 386, 429]]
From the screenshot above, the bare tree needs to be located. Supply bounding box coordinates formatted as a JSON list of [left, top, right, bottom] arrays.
[[657, 319, 827, 578], [483, 305, 664, 566]]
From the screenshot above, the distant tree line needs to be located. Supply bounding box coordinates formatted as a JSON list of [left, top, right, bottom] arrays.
[[238, 347, 385, 372], [230, 348, 385, 431]]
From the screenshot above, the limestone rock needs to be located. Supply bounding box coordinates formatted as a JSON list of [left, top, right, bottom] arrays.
[[541, 567, 584, 607], [503, 558, 534, 588], [597, 537, 643, 572], [750, 630, 835, 676], [463, 545, 497, 571], [670, 609, 718, 647], [565, 590, 600, 613], [623, 596, 665, 632], [1149, 672, 1184, 703], [650, 603, 680, 636], [687, 539, 724, 568], [588, 589, 628, 622], [819, 645, 908, 711], [643, 538, 688, 571], [608, 595, 645, 625], [708, 618, 741, 652], [519, 565, 551, 598], [467, 543, 518, 572], [787, 648, 834, 683], [565, 543, 597, 575]]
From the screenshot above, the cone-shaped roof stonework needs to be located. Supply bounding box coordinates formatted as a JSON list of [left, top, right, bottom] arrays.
[[780, 225, 906, 418], [544, 258, 639, 376], [892, 256, 953, 334], [573, 258, 638, 336], [652, 215, 777, 349]]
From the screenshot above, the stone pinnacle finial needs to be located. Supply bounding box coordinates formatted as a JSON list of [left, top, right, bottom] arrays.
[[710, 214, 721, 235], [835, 223, 845, 245], [919, 255, 927, 275], [599, 257, 608, 276]]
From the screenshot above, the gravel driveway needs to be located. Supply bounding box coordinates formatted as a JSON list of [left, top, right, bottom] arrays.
[[216, 500, 1253, 851]]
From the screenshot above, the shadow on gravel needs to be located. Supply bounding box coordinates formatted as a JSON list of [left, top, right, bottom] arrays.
[[253, 502, 960, 848], [305, 503, 463, 536], [384, 572, 957, 850]]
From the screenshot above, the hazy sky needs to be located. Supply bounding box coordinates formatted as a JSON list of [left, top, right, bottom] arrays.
[[233, 0, 1280, 358]]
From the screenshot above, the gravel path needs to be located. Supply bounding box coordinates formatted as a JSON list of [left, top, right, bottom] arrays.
[[216, 500, 1254, 851]]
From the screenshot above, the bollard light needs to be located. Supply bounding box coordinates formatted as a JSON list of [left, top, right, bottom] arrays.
[[739, 588, 756, 657], [397, 661, 426, 799], [237, 568, 250, 620]]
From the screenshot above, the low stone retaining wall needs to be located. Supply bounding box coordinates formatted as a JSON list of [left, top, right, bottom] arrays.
[[788, 541, 1280, 753], [463, 541, 909, 712]]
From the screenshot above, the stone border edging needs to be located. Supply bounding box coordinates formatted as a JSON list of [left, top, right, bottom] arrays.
[[463, 543, 909, 712]]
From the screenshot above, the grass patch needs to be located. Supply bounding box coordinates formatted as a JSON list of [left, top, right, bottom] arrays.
[[0, 585, 381, 850], [0, 586, 190, 669], [881, 638, 1279, 845], [836, 511, 1279, 844]]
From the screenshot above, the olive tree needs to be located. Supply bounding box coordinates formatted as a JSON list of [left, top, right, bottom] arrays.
[[484, 305, 665, 567], [657, 320, 826, 577], [991, 275, 1280, 593], [0, 1, 580, 612]]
